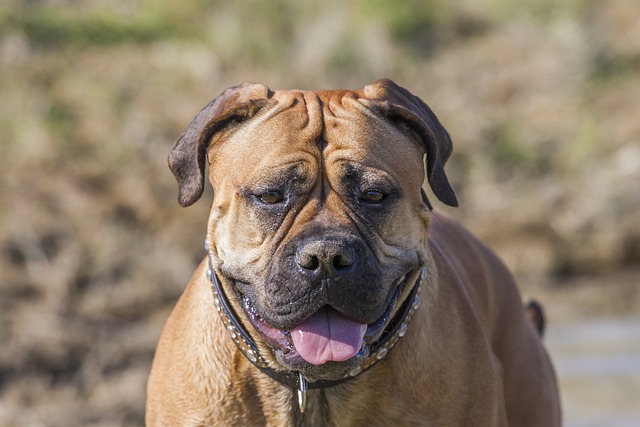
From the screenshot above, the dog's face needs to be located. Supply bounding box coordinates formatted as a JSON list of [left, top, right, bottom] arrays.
[[169, 79, 457, 381]]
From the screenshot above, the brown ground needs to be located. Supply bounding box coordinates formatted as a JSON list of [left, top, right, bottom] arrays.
[[1, 1, 639, 426]]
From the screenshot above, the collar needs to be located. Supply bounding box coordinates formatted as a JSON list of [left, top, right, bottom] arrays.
[[204, 240, 424, 412]]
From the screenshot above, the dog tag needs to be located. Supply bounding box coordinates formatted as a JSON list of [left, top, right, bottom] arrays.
[[297, 372, 307, 413]]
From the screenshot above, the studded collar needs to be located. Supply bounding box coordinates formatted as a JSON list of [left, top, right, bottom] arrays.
[[204, 240, 424, 412]]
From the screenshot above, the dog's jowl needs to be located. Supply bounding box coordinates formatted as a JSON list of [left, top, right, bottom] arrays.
[[146, 79, 561, 427]]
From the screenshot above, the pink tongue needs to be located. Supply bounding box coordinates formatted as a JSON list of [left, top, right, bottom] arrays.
[[291, 307, 367, 366]]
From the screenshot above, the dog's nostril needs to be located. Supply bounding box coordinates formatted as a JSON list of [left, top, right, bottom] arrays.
[[332, 254, 354, 270], [299, 254, 321, 271], [307, 256, 321, 271], [296, 240, 356, 277]]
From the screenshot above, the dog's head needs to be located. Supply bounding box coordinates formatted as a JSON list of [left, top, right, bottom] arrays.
[[169, 79, 457, 381]]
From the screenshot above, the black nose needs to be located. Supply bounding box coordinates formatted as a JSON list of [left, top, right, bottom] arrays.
[[296, 239, 356, 279]]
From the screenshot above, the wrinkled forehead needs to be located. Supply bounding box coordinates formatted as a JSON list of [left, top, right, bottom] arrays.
[[208, 89, 425, 181]]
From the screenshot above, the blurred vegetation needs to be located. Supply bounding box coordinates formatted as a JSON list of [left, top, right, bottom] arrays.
[[1, 0, 639, 426], [3, 7, 180, 46]]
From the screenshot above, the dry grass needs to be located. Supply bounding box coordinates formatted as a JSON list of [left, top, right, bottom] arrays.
[[1, 0, 639, 425]]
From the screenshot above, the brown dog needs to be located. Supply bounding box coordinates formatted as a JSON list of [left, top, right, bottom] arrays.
[[146, 79, 561, 426]]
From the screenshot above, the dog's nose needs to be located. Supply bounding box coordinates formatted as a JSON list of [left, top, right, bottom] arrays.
[[296, 239, 356, 279]]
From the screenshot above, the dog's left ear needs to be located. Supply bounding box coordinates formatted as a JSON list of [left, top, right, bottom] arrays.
[[168, 83, 274, 207], [362, 79, 458, 207]]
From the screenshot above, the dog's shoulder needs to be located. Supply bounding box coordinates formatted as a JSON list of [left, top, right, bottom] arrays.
[[427, 209, 527, 330], [427, 210, 498, 271], [427, 210, 469, 242]]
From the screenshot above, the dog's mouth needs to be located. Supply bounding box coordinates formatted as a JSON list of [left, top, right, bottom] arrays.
[[239, 274, 409, 368]]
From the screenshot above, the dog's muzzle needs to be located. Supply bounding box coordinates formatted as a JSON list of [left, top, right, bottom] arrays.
[[204, 240, 425, 413]]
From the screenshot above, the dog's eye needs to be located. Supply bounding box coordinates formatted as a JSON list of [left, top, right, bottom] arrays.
[[360, 190, 386, 204], [257, 190, 285, 204]]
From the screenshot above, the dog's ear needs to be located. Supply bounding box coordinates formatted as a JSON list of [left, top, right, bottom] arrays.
[[362, 79, 458, 207], [168, 83, 274, 207]]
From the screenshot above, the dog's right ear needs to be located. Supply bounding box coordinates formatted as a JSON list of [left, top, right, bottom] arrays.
[[168, 83, 274, 207]]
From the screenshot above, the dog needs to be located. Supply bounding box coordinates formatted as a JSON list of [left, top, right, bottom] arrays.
[[146, 79, 561, 426]]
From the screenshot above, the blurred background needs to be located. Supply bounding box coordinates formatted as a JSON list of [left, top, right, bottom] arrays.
[[1, 0, 638, 426]]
